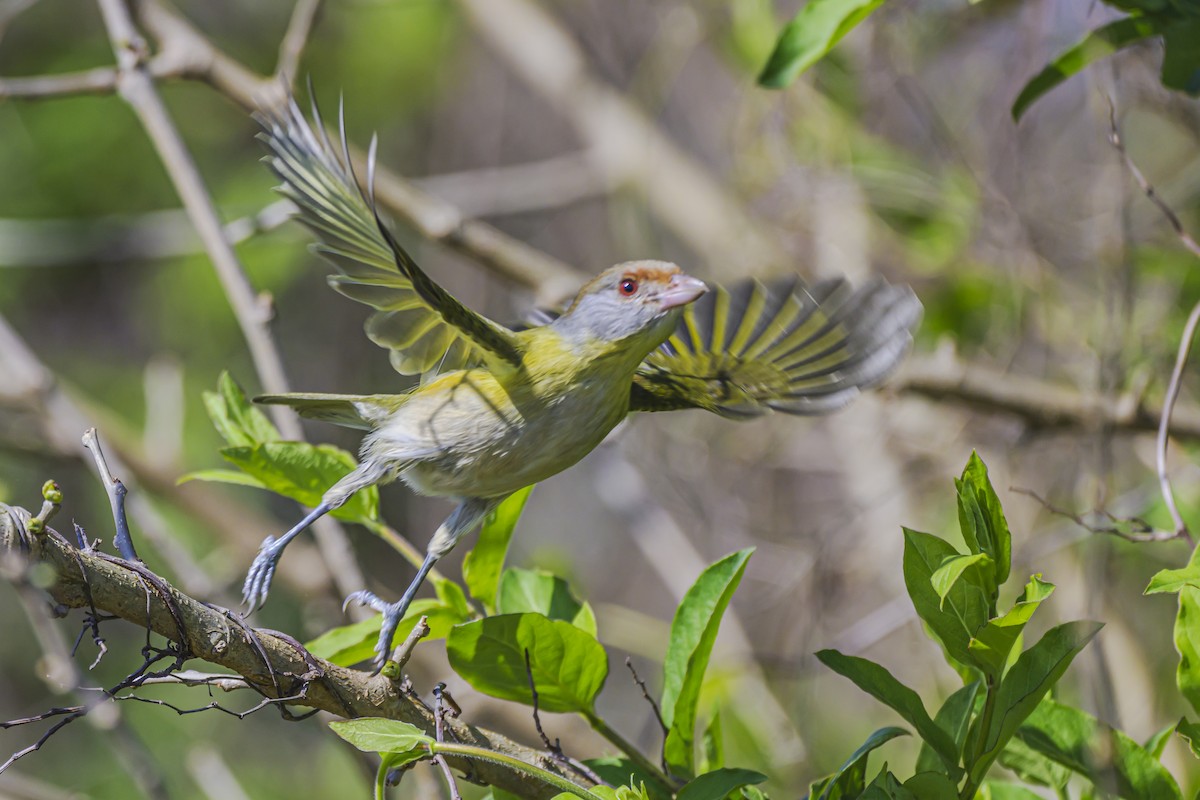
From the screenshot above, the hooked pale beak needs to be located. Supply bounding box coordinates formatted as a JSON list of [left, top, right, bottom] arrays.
[[658, 274, 708, 310]]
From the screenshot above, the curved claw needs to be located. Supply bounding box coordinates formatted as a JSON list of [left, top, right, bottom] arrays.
[[342, 589, 386, 614], [241, 536, 280, 612]]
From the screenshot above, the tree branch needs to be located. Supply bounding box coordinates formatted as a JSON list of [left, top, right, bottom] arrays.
[[896, 352, 1200, 439], [0, 507, 589, 800], [131, 0, 583, 300]]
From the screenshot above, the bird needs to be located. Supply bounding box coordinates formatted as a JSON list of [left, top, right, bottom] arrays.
[[243, 95, 923, 672]]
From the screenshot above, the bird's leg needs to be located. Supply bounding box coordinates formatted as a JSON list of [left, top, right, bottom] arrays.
[[241, 460, 389, 611], [345, 495, 506, 673]]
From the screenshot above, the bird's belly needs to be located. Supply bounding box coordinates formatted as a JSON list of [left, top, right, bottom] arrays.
[[379, 373, 628, 499]]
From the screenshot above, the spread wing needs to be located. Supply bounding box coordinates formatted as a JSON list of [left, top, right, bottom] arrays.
[[258, 97, 521, 378], [630, 276, 921, 417]]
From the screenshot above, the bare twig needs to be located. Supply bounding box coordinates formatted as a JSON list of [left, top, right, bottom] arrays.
[[1108, 101, 1200, 540], [414, 152, 607, 218], [523, 651, 607, 788], [389, 615, 430, 670], [432, 683, 463, 800], [1158, 300, 1200, 541], [523, 649, 556, 753], [274, 0, 323, 89], [0, 201, 295, 268], [624, 656, 667, 737], [1108, 104, 1200, 259], [81, 428, 140, 562], [1011, 487, 1180, 543], [0, 67, 119, 98]]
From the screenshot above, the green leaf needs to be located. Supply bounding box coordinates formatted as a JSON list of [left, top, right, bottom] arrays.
[[1145, 724, 1175, 760], [1174, 541, 1200, 716], [901, 772, 958, 799], [463, 486, 533, 612], [902, 528, 990, 669], [434, 578, 473, 619], [757, 0, 887, 88], [916, 681, 979, 775], [676, 768, 766, 800], [817, 651, 960, 776], [998, 737, 1071, 790], [1012, 16, 1169, 120], [328, 718, 432, 754], [219, 441, 378, 523], [204, 371, 280, 448], [699, 710, 723, 774], [978, 781, 1047, 800], [497, 568, 597, 636], [1146, 563, 1200, 595], [1174, 717, 1200, 759], [969, 575, 1056, 677], [861, 767, 915, 800], [969, 621, 1103, 785], [931, 553, 994, 608], [447, 613, 607, 714], [1015, 698, 1182, 799], [809, 727, 909, 800], [1162, 20, 1200, 94], [306, 600, 466, 666], [661, 549, 754, 775], [585, 758, 670, 800], [176, 468, 268, 489], [955, 452, 1011, 586]]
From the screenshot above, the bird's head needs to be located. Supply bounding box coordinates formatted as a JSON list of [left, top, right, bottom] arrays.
[[555, 260, 708, 352]]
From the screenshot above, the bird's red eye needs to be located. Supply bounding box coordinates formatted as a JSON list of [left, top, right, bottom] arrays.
[[619, 278, 638, 296]]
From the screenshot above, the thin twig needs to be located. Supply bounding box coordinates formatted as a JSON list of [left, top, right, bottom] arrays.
[[274, 0, 323, 89], [1109, 100, 1200, 541], [1011, 487, 1180, 543], [81, 429, 140, 562], [432, 683, 463, 800], [522, 650, 605, 787], [389, 615, 430, 670], [0, 67, 119, 98], [1108, 103, 1200, 258], [523, 649, 556, 753], [1158, 300, 1200, 542], [624, 656, 667, 737]]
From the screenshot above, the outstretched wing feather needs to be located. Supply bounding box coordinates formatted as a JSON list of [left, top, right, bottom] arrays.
[[258, 97, 521, 378], [630, 276, 921, 417]]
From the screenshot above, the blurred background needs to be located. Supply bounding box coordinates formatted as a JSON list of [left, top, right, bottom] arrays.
[[1, 0, 1199, 797]]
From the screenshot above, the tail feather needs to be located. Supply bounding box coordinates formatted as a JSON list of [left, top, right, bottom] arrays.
[[254, 393, 407, 430]]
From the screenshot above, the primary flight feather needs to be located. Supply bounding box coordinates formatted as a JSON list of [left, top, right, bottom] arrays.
[[244, 96, 922, 671]]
